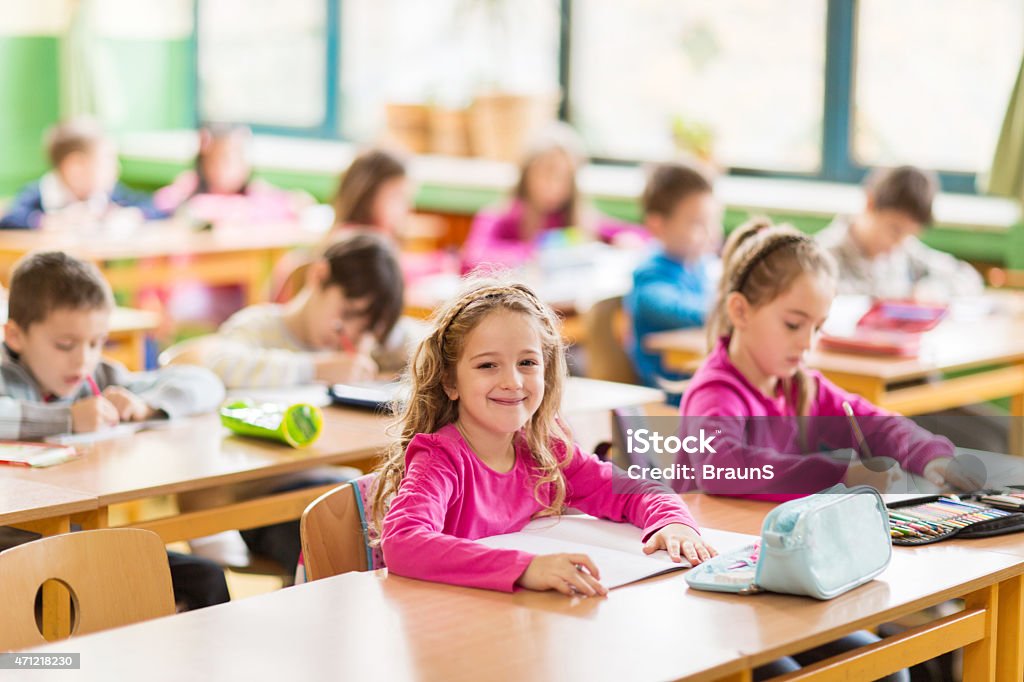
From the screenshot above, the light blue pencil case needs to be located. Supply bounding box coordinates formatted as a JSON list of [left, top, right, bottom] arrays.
[[686, 485, 892, 600]]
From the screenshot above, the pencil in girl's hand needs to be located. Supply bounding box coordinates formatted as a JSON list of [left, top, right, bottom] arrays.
[[841, 400, 875, 461], [85, 375, 101, 397]]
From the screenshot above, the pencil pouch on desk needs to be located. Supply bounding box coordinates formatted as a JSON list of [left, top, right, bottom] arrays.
[[686, 485, 891, 600], [886, 495, 1024, 545], [220, 399, 323, 448]]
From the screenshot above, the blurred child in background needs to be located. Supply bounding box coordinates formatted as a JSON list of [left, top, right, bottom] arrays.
[[1, 118, 164, 231], [331, 148, 412, 237], [815, 166, 982, 300], [154, 123, 310, 227], [625, 161, 722, 390], [462, 123, 640, 272]]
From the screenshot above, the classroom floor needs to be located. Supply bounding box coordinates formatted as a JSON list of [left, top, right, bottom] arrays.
[[119, 499, 287, 603]]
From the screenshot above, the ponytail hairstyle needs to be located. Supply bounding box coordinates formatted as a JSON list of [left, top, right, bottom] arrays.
[[514, 122, 589, 234], [707, 217, 837, 416], [370, 276, 573, 538]]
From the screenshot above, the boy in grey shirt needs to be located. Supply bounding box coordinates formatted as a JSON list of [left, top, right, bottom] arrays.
[[0, 251, 229, 610], [816, 166, 982, 300]]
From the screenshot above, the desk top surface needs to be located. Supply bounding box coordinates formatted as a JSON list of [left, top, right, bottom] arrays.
[[0, 222, 321, 260], [646, 306, 1024, 382], [0, 478, 96, 526], [0, 408, 391, 505]]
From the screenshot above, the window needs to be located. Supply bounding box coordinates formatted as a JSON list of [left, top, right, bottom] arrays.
[[340, 0, 560, 141], [196, 0, 334, 133], [853, 0, 1024, 175], [568, 0, 827, 173], [190, 0, 1024, 192]]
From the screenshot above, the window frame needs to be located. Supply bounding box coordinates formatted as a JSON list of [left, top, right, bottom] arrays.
[[193, 0, 340, 138], [191, 0, 992, 193]]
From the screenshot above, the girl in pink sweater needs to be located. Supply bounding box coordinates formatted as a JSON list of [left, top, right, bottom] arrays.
[[678, 219, 968, 498], [461, 124, 641, 272], [373, 279, 715, 595]]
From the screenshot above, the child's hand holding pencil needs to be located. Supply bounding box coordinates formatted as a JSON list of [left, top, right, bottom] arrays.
[[313, 333, 378, 384], [70, 376, 120, 433]]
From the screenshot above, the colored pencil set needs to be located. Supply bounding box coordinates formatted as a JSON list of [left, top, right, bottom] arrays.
[[887, 498, 1013, 542]]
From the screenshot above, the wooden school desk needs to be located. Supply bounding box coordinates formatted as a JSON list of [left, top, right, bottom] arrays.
[[0, 408, 390, 546], [685, 495, 1024, 681], [645, 314, 1024, 451], [0, 223, 321, 306], [16, 523, 1024, 681], [0, 378, 663, 546]]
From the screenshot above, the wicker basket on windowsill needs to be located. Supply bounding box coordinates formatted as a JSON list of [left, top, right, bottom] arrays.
[[429, 106, 471, 157], [468, 91, 560, 162], [384, 102, 431, 154]]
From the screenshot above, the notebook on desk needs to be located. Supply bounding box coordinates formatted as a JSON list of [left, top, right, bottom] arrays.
[[819, 299, 948, 357], [478, 515, 757, 589], [0, 441, 78, 467]]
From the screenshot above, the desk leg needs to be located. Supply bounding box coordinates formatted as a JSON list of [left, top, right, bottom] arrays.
[[71, 506, 109, 530], [963, 584, 998, 682], [1010, 390, 1024, 456], [996, 574, 1024, 682]]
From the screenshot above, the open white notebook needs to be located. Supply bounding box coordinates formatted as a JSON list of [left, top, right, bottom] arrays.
[[478, 515, 758, 589]]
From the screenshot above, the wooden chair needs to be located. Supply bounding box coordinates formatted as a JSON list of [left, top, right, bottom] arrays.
[[300, 474, 382, 581], [583, 296, 639, 384], [0, 528, 174, 651]]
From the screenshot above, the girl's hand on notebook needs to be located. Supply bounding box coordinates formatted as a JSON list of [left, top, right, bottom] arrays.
[[71, 396, 120, 432], [101, 386, 157, 422], [644, 524, 717, 565], [844, 457, 903, 492], [923, 457, 984, 492], [517, 553, 607, 597]]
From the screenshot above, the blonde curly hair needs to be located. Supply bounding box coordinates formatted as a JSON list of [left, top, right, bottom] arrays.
[[370, 276, 573, 536]]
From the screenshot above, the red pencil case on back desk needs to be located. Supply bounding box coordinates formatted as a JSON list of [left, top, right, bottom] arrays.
[[819, 300, 948, 357]]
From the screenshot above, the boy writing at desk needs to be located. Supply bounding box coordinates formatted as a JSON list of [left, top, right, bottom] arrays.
[[815, 165, 982, 300], [0, 251, 229, 611]]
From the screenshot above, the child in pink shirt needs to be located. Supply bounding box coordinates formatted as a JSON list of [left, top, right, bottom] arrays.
[[155, 124, 306, 226], [678, 218, 968, 498], [461, 123, 640, 272], [374, 279, 715, 595]]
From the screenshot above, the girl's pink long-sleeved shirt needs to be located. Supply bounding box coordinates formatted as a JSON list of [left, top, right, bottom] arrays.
[[461, 200, 643, 273], [676, 337, 953, 498], [381, 423, 699, 592]]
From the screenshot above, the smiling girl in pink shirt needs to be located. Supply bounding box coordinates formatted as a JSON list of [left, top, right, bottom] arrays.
[[373, 279, 715, 595]]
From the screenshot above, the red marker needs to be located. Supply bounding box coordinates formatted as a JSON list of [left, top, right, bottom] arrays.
[[85, 376, 101, 397]]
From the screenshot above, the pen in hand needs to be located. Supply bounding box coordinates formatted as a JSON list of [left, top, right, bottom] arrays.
[[841, 400, 875, 461]]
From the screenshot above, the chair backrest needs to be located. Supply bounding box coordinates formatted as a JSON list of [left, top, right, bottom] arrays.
[[270, 255, 313, 304], [0, 528, 174, 651], [584, 296, 638, 384], [300, 473, 383, 582]]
